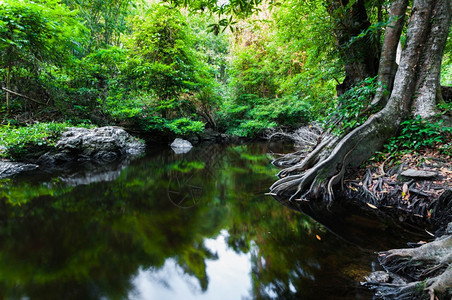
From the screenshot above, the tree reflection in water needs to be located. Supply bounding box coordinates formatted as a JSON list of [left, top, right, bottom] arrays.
[[0, 143, 421, 299]]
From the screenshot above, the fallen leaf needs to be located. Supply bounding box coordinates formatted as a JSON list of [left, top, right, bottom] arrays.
[[402, 183, 409, 195], [402, 183, 410, 200], [440, 168, 452, 174], [316, 235, 321, 241], [425, 229, 434, 237], [366, 203, 377, 209]]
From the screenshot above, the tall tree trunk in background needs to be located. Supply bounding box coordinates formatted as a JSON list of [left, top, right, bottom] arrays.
[[328, 0, 380, 95], [5, 47, 12, 113], [6, 65, 11, 113], [372, 0, 409, 107], [271, 0, 451, 206]]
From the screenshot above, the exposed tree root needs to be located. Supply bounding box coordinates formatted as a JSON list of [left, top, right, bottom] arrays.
[[270, 110, 400, 203], [366, 228, 452, 299], [266, 124, 323, 147], [267, 124, 325, 168], [270, 0, 451, 207]]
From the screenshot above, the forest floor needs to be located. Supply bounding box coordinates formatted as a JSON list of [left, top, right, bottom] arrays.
[[344, 149, 452, 299], [345, 148, 452, 232]]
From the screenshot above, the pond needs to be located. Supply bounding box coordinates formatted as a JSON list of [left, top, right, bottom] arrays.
[[0, 142, 427, 299]]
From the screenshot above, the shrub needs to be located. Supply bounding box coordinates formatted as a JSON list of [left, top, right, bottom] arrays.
[[384, 117, 451, 156], [323, 76, 380, 135]]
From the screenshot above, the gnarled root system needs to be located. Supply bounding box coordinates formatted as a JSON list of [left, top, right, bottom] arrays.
[[366, 230, 452, 299], [270, 109, 400, 203]]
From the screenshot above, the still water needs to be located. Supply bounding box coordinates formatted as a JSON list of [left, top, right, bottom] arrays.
[[0, 143, 426, 299]]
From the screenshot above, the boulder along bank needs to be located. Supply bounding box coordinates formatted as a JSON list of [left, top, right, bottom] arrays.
[[0, 126, 146, 178]]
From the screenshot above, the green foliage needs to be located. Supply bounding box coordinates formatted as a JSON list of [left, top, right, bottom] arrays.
[[165, 117, 205, 135], [219, 2, 338, 137], [437, 101, 452, 115], [324, 76, 380, 135], [124, 4, 201, 101], [218, 96, 310, 137], [0, 0, 87, 116], [384, 117, 452, 155], [62, 0, 134, 50], [169, 0, 264, 34], [0, 0, 82, 65], [87, 3, 220, 136], [55, 46, 128, 119], [440, 28, 452, 85], [0, 122, 71, 160]]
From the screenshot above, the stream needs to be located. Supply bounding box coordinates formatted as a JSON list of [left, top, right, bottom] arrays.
[[0, 142, 428, 299]]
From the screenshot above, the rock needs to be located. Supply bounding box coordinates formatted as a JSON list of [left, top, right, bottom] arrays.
[[446, 222, 452, 235], [0, 127, 145, 179], [365, 271, 390, 283], [400, 169, 437, 178], [0, 161, 38, 179], [53, 126, 145, 163], [57, 158, 132, 186], [170, 138, 193, 154], [93, 151, 118, 162], [37, 153, 56, 166], [200, 128, 220, 141]]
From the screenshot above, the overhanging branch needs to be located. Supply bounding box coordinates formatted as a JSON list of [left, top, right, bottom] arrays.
[[1, 87, 45, 106]]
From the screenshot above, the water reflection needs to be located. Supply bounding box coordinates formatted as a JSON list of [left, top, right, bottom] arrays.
[[131, 230, 252, 300], [0, 143, 422, 299]]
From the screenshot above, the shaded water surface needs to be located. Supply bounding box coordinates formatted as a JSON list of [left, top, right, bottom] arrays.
[[0, 143, 426, 299]]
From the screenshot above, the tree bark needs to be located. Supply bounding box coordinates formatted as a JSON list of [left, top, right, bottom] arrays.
[[271, 0, 451, 203], [372, 0, 409, 107], [412, 0, 451, 119], [327, 0, 380, 95], [6, 64, 11, 113]]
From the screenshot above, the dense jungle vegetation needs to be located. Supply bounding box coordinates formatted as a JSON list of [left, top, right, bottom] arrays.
[[0, 0, 450, 156], [0, 0, 341, 138], [1, 1, 452, 298]]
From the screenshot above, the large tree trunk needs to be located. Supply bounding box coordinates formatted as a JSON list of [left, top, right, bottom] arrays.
[[412, 0, 451, 119], [327, 0, 380, 95], [271, 0, 451, 203]]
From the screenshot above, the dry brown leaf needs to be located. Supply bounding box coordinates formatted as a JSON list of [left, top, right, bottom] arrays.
[[440, 168, 452, 174]]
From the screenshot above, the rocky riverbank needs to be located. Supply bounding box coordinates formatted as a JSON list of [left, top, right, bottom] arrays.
[[0, 126, 145, 179]]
